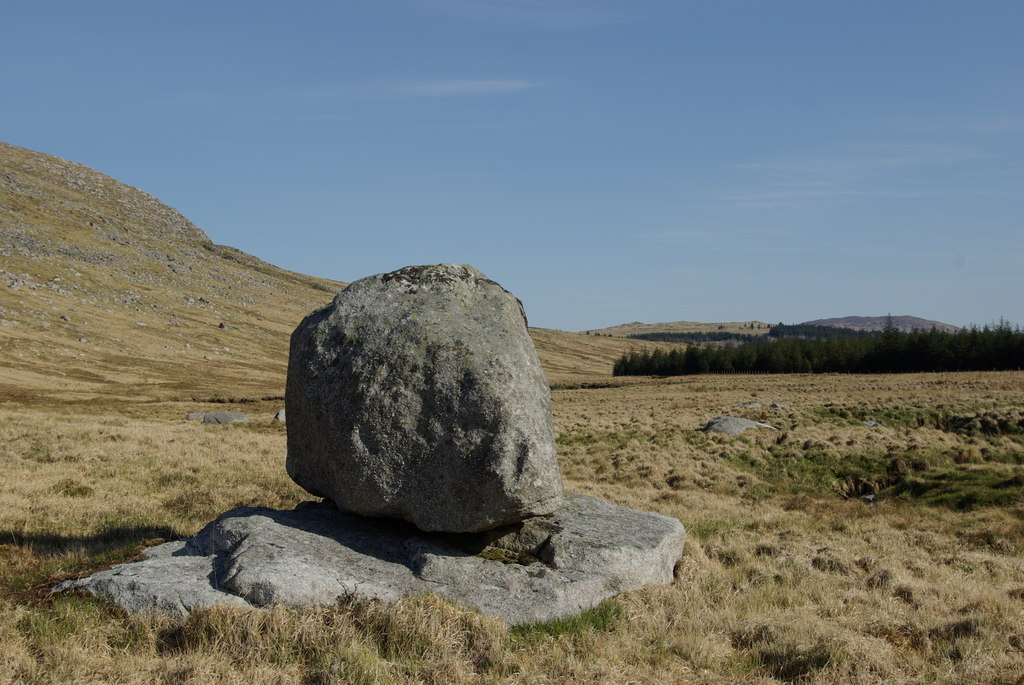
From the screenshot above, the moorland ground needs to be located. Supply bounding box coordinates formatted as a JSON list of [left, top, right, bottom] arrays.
[[2, 370, 1022, 684], [3, 142, 1022, 682]]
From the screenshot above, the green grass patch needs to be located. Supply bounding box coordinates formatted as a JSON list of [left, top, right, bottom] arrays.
[[512, 599, 622, 642], [724, 438, 1024, 511], [890, 466, 1024, 510], [726, 446, 898, 498], [687, 518, 744, 540], [812, 405, 1024, 439], [16, 593, 119, 653]]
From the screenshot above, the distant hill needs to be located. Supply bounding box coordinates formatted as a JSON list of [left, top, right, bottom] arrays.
[[0, 141, 652, 399], [800, 315, 960, 334], [587, 315, 961, 340], [584, 320, 771, 338]]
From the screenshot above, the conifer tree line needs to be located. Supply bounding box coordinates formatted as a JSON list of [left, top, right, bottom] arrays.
[[613, 322, 1024, 376], [627, 323, 875, 345]]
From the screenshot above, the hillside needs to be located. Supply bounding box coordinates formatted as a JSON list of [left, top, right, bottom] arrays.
[[0, 142, 659, 399], [801, 315, 960, 334]]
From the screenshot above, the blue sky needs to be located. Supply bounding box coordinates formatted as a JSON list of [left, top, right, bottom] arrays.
[[3, 0, 1021, 330]]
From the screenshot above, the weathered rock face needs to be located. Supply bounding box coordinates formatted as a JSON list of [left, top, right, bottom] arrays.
[[285, 264, 563, 533], [54, 494, 685, 626]]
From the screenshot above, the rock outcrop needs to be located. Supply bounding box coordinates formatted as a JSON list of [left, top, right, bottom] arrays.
[[286, 264, 563, 533], [55, 494, 684, 626]]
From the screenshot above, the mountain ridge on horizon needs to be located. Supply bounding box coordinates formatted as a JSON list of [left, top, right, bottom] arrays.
[[586, 314, 961, 338]]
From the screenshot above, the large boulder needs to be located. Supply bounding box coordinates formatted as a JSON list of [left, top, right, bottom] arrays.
[[54, 494, 685, 626], [285, 264, 563, 533]]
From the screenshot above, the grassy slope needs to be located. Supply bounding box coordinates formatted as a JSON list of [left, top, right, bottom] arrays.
[[1, 140, 670, 405], [2, 142, 1022, 683]]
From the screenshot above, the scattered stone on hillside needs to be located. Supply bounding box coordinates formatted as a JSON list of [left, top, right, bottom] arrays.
[[863, 420, 881, 428], [286, 263, 563, 533], [201, 411, 249, 425], [702, 416, 778, 436], [218, 322, 238, 329], [186, 412, 206, 420], [737, 401, 762, 409], [273, 408, 285, 422], [53, 494, 685, 626], [770, 402, 791, 409]]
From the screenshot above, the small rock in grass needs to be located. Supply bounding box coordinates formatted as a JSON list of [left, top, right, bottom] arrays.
[[202, 411, 249, 425], [702, 416, 777, 436]]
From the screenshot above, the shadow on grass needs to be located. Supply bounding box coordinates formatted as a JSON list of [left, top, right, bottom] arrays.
[[0, 525, 179, 557], [1, 526, 180, 604]]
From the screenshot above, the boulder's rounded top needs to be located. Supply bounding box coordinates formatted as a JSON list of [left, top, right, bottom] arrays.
[[343, 264, 505, 296]]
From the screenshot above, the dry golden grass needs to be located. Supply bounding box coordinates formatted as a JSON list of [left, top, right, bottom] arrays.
[[4, 142, 1023, 682], [529, 328, 681, 387], [2, 372, 1022, 684]]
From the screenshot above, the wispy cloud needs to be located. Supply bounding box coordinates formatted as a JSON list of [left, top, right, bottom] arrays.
[[722, 144, 994, 208], [886, 115, 1024, 135], [396, 79, 537, 96], [298, 79, 538, 102], [719, 188, 954, 209], [732, 145, 987, 176], [419, 0, 639, 27]]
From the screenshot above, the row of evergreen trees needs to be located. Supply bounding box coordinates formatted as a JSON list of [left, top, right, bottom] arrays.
[[627, 331, 761, 344], [612, 323, 1024, 376], [627, 323, 878, 346]]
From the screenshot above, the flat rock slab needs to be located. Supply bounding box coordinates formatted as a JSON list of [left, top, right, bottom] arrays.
[[55, 494, 684, 626], [702, 416, 778, 436]]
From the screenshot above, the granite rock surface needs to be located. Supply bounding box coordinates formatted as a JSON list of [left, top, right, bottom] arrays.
[[55, 494, 685, 626], [702, 416, 778, 436], [286, 264, 563, 533]]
